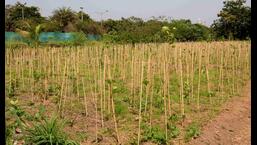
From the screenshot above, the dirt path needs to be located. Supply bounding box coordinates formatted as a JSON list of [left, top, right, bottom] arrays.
[[187, 81, 251, 145]]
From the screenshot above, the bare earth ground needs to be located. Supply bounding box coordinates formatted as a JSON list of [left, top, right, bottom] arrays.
[[15, 81, 251, 145], [187, 81, 251, 145]]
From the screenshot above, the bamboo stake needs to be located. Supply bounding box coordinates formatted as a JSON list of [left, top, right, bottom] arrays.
[[149, 68, 154, 128], [76, 50, 80, 102], [179, 46, 184, 116], [99, 56, 104, 127], [131, 52, 135, 107], [206, 46, 211, 104], [108, 57, 111, 114], [232, 49, 235, 95], [59, 60, 67, 118], [163, 61, 168, 143], [197, 47, 202, 112], [108, 57, 120, 144], [191, 47, 194, 103], [144, 55, 151, 113], [167, 62, 171, 116], [218, 46, 224, 103], [82, 78, 88, 116], [103, 55, 107, 112], [93, 59, 98, 143], [137, 61, 144, 145]]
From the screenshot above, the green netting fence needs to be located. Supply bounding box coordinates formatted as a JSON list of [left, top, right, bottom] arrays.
[[5, 32, 101, 42]]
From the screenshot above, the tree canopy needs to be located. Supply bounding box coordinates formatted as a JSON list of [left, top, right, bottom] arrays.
[[5, 2, 44, 31], [211, 0, 251, 40], [5, 1, 251, 43]]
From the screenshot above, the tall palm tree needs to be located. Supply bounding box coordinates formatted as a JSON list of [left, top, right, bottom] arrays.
[[51, 7, 78, 32]]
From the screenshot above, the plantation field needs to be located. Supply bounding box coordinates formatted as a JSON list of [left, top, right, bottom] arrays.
[[5, 41, 250, 145]]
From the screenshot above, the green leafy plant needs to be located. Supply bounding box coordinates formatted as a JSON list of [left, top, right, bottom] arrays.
[[112, 80, 128, 94], [8, 81, 16, 98], [114, 101, 128, 117], [183, 80, 191, 104], [6, 100, 27, 144], [208, 91, 215, 97], [153, 95, 163, 111], [75, 131, 88, 142], [184, 123, 200, 142], [167, 124, 180, 138], [7, 78, 19, 98], [47, 83, 61, 96], [141, 124, 167, 145], [168, 114, 182, 123], [161, 26, 175, 44], [25, 116, 79, 145], [5, 123, 15, 145], [34, 104, 46, 121], [8, 100, 26, 127], [33, 70, 45, 82]]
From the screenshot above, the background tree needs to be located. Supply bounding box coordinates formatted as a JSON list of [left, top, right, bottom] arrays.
[[51, 7, 78, 32], [77, 11, 92, 22], [41, 20, 61, 32], [211, 0, 251, 40], [5, 2, 44, 31], [76, 21, 104, 35]]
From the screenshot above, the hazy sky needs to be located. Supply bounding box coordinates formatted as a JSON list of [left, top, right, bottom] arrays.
[[5, 0, 251, 26]]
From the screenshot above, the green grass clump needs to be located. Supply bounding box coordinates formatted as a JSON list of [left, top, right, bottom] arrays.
[[25, 116, 79, 145]]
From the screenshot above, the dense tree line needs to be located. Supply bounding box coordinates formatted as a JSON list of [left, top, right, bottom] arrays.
[[5, 0, 251, 43], [211, 0, 251, 40]]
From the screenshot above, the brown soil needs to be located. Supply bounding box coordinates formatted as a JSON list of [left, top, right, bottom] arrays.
[[11, 81, 251, 145], [187, 81, 251, 145]]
